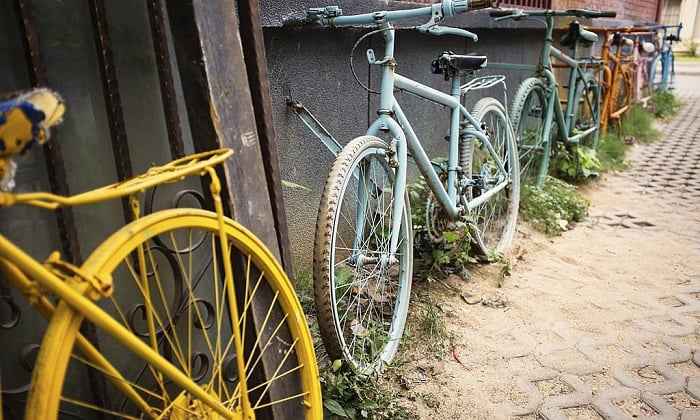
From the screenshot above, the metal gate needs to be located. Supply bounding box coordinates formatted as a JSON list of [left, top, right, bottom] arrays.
[[0, 0, 291, 416]]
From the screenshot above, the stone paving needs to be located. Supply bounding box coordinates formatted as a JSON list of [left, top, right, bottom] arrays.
[[504, 66, 700, 419]]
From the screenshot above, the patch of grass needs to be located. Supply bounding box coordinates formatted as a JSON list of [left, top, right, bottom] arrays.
[[596, 132, 630, 172], [620, 103, 661, 143], [652, 89, 683, 120], [293, 265, 315, 314], [415, 296, 453, 358], [520, 176, 590, 236], [320, 359, 416, 419]]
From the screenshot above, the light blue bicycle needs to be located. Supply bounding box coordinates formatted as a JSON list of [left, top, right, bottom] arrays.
[[648, 23, 682, 91], [306, 0, 519, 374]]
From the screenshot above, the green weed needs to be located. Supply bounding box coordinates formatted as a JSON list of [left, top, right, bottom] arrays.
[[408, 176, 477, 281], [520, 176, 590, 236], [293, 265, 315, 314], [620, 103, 661, 143], [652, 90, 682, 120], [596, 132, 630, 172], [320, 359, 416, 419], [416, 296, 453, 358]]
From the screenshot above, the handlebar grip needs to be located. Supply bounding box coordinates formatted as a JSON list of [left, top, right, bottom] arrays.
[[489, 9, 515, 17], [597, 11, 617, 17]]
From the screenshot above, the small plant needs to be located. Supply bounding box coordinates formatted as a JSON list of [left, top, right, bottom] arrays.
[[620, 103, 661, 143], [652, 90, 682, 120], [520, 176, 590, 236], [320, 359, 415, 419], [408, 176, 477, 281], [684, 38, 698, 57], [293, 265, 315, 314], [595, 131, 630, 172], [416, 296, 453, 358], [551, 144, 601, 181]]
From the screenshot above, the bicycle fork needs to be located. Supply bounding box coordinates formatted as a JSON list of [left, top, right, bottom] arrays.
[[352, 115, 408, 269]]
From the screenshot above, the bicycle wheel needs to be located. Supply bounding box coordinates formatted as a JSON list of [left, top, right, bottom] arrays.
[[27, 208, 322, 419], [571, 73, 601, 149], [613, 65, 633, 116], [667, 52, 676, 90], [314, 135, 413, 374], [649, 53, 662, 90], [510, 77, 550, 185], [468, 97, 520, 255]]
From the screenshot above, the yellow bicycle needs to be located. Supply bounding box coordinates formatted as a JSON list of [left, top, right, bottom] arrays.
[[0, 89, 322, 419]]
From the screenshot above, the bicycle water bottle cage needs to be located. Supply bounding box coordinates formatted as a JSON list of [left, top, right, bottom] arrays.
[[560, 21, 598, 48], [431, 52, 487, 80]]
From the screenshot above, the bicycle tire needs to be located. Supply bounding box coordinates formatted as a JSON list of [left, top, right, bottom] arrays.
[[314, 135, 413, 375], [510, 77, 551, 185], [613, 65, 633, 115], [667, 52, 676, 90], [26, 208, 322, 419], [468, 98, 520, 255], [571, 73, 601, 149], [649, 53, 662, 90]]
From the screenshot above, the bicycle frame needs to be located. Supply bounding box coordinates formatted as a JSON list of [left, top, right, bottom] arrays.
[[649, 23, 682, 90], [595, 28, 635, 134], [328, 14, 512, 264], [0, 149, 251, 419], [491, 14, 601, 146]]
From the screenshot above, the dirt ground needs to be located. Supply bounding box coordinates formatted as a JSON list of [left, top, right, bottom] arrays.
[[389, 65, 700, 419]]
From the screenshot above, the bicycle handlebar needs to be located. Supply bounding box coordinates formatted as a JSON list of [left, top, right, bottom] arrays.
[[490, 8, 616, 21], [308, 0, 492, 40]]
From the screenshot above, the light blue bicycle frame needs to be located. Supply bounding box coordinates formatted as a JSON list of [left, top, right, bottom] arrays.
[[489, 11, 602, 184], [326, 7, 512, 264], [648, 23, 682, 90]]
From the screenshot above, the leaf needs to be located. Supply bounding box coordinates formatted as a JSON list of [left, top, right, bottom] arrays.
[[332, 359, 343, 372], [324, 399, 350, 417], [281, 180, 315, 193], [442, 231, 458, 243]]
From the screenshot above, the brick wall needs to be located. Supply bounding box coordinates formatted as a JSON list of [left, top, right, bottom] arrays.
[[392, 0, 659, 23]]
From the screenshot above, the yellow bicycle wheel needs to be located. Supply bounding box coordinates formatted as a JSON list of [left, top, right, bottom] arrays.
[[26, 208, 321, 419]]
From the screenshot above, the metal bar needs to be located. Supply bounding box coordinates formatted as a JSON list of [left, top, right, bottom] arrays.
[[237, 0, 294, 279], [14, 0, 82, 265], [88, 0, 133, 224], [286, 99, 343, 156], [146, 0, 185, 159]]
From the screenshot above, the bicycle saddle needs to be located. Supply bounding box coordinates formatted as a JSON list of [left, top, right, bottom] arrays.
[[560, 21, 598, 48], [0, 88, 65, 190], [431, 52, 487, 79]]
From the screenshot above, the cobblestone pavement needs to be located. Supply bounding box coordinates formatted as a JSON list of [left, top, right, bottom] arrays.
[[503, 65, 700, 419]]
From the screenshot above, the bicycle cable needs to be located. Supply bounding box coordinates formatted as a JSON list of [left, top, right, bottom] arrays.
[[350, 27, 416, 95]]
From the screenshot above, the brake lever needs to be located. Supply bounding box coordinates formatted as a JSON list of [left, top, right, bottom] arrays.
[[419, 25, 478, 41]]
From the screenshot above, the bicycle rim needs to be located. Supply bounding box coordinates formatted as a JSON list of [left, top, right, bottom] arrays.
[[27, 208, 321, 419], [572, 74, 601, 149], [314, 136, 412, 374], [469, 98, 520, 255], [510, 78, 549, 185]]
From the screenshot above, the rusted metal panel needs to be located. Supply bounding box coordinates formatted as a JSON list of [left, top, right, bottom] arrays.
[[88, 0, 134, 223], [14, 0, 82, 265], [146, 0, 185, 159]]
